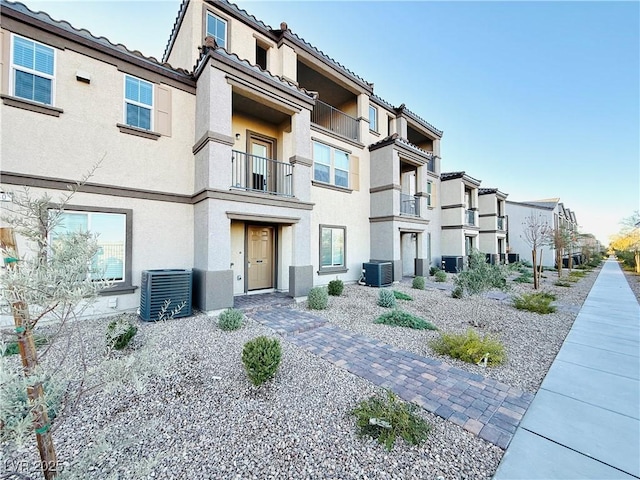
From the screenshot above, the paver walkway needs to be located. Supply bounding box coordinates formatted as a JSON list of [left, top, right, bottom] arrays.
[[494, 259, 640, 479], [249, 307, 534, 449]]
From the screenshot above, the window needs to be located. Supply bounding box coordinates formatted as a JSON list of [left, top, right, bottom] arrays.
[[124, 75, 153, 130], [51, 209, 130, 287], [313, 141, 350, 188], [256, 44, 267, 70], [11, 35, 55, 105], [206, 12, 227, 48], [320, 225, 346, 272], [426, 181, 434, 207], [369, 105, 378, 132]]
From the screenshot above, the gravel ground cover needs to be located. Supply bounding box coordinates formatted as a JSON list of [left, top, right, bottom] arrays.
[[2, 265, 600, 480], [623, 269, 640, 303], [3, 312, 502, 480], [304, 266, 600, 393]]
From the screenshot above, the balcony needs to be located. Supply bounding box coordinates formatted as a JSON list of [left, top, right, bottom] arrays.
[[311, 99, 360, 142], [400, 193, 420, 217], [465, 209, 476, 226], [231, 150, 293, 197], [497, 216, 506, 230]]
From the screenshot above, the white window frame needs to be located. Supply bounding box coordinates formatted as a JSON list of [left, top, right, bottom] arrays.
[[426, 181, 433, 207], [312, 141, 350, 188], [319, 225, 347, 273], [10, 34, 56, 105], [369, 105, 378, 132], [206, 11, 228, 49], [123, 74, 154, 131]]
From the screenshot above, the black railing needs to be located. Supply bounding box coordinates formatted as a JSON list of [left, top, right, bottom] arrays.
[[231, 150, 293, 196], [400, 193, 420, 216], [465, 209, 476, 226], [311, 99, 360, 141]]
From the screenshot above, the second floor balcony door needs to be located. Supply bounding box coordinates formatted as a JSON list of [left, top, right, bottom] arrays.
[[249, 135, 275, 192]]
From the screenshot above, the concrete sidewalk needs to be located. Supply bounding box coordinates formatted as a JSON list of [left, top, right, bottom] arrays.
[[494, 259, 640, 479]]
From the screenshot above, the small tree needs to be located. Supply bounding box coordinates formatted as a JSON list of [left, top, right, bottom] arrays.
[[610, 211, 640, 273], [553, 223, 570, 277], [1, 178, 110, 478], [521, 211, 553, 289], [454, 249, 509, 327]]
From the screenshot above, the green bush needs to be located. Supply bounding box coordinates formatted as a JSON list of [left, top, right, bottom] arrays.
[[412, 276, 425, 290], [308, 286, 328, 310], [451, 286, 464, 299], [352, 390, 431, 450], [392, 290, 413, 301], [374, 310, 437, 330], [218, 308, 244, 331], [554, 280, 572, 287], [455, 249, 508, 295], [434, 270, 447, 283], [514, 272, 533, 283], [2, 335, 48, 357], [327, 279, 344, 296], [429, 266, 439, 276], [106, 316, 138, 350], [378, 289, 397, 308], [241, 336, 282, 386], [513, 292, 557, 314], [430, 329, 505, 366]]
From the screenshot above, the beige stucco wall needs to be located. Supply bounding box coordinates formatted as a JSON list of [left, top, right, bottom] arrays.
[[310, 131, 369, 285], [232, 112, 284, 159], [1, 34, 195, 195], [164, 0, 201, 70], [0, 185, 194, 316]]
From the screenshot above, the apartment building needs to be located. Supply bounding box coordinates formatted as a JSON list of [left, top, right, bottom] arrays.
[[0, 0, 445, 314], [506, 198, 580, 268], [478, 188, 508, 264]]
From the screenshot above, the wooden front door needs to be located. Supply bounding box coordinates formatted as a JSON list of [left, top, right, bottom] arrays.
[[247, 226, 274, 290]]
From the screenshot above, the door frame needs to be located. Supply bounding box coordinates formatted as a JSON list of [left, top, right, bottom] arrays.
[[244, 223, 277, 292], [246, 131, 277, 192]]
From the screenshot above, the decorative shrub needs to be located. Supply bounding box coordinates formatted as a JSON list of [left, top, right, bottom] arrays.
[[434, 270, 447, 283], [429, 266, 439, 276], [327, 279, 344, 296], [513, 292, 557, 314], [455, 249, 508, 295], [307, 287, 328, 310], [412, 276, 425, 290], [514, 272, 534, 283], [374, 310, 437, 330], [430, 329, 505, 366], [218, 308, 244, 331], [352, 390, 431, 450], [241, 336, 282, 386], [106, 316, 138, 350], [451, 286, 464, 299], [554, 280, 572, 287], [377, 289, 397, 308], [392, 290, 413, 301]]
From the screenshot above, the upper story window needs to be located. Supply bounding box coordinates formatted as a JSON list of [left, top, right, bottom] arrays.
[[124, 75, 153, 131], [369, 105, 378, 132], [207, 12, 227, 48], [426, 181, 434, 207], [256, 44, 268, 70], [11, 35, 55, 105], [313, 141, 349, 188]]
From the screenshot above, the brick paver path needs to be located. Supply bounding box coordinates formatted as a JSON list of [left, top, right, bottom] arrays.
[[248, 307, 534, 449]]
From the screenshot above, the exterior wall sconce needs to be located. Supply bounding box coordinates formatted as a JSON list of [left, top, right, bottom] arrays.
[[235, 133, 241, 140]]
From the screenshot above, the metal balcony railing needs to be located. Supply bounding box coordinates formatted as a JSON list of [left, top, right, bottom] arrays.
[[497, 216, 506, 230], [231, 150, 293, 197], [311, 99, 360, 141], [400, 193, 420, 217], [465, 209, 476, 226]]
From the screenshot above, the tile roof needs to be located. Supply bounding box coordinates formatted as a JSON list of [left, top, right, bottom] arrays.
[[1, 0, 191, 77], [368, 134, 436, 159], [441, 171, 482, 185]]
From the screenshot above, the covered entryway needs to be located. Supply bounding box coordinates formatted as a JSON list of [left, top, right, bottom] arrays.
[[247, 225, 275, 290], [401, 231, 417, 277]]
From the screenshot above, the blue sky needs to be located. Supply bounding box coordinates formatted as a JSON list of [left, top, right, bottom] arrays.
[[25, 0, 640, 244]]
